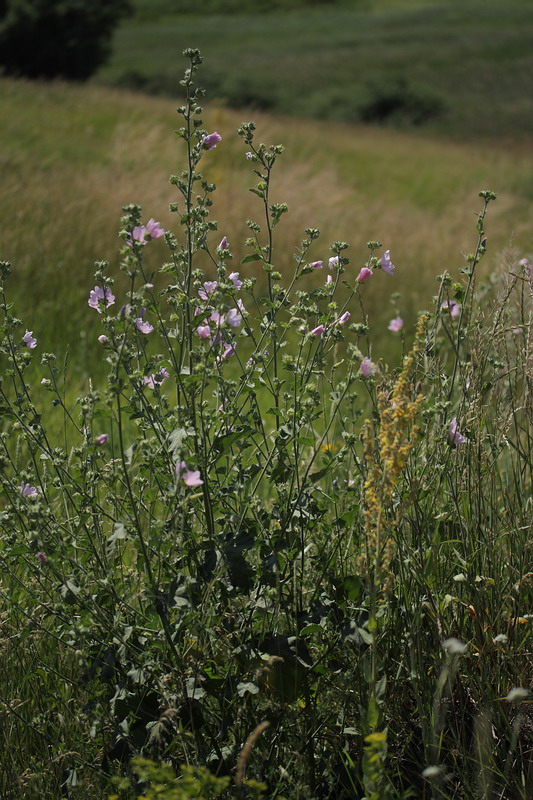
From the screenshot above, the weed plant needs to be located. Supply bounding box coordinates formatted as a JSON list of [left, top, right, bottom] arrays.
[[1, 51, 532, 800]]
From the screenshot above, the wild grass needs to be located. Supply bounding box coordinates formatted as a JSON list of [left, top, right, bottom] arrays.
[[100, 1, 533, 141], [1, 77, 533, 373]]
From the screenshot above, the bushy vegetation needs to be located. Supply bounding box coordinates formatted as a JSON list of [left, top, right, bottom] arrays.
[[1, 51, 532, 799], [0, 0, 131, 80], [99, 1, 533, 140], [132, 0, 354, 14]]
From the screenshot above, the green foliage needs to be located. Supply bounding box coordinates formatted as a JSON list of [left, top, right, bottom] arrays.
[[1, 50, 533, 800], [111, 759, 231, 799], [0, 0, 132, 80], [132, 0, 356, 15]]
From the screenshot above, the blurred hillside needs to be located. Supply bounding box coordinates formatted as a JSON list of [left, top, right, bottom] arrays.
[[98, 0, 533, 141]]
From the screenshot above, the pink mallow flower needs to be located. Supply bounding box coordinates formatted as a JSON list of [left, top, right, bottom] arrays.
[[19, 482, 37, 498], [310, 261, 323, 269], [328, 256, 339, 269], [143, 368, 169, 389], [98, 335, 108, 344], [95, 433, 108, 445], [210, 310, 225, 327], [197, 325, 211, 339], [357, 267, 372, 283], [202, 132, 222, 150], [338, 312, 351, 325], [145, 218, 165, 239], [227, 308, 242, 328], [176, 460, 204, 487], [441, 300, 461, 319], [381, 250, 395, 275], [229, 272, 242, 290], [218, 236, 229, 250], [448, 417, 466, 446], [245, 152, 253, 160], [388, 316, 404, 332], [22, 330, 37, 349], [88, 286, 115, 313], [198, 281, 218, 301], [222, 343, 235, 359], [360, 357, 375, 378], [312, 324, 325, 336], [135, 318, 154, 334], [326, 274, 333, 285], [35, 552, 48, 564]]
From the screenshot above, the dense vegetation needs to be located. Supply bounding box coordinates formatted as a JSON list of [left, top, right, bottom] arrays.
[[0, 0, 131, 81], [99, 0, 533, 141], [1, 50, 532, 799]]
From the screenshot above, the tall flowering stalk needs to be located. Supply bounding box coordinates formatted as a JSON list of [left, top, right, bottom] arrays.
[[359, 314, 428, 798]]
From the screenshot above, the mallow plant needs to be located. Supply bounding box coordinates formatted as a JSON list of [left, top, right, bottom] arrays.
[[0, 49, 532, 800]]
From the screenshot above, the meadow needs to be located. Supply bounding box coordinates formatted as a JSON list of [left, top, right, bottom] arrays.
[[1, 75, 533, 370], [0, 10, 532, 800], [100, 0, 533, 142]]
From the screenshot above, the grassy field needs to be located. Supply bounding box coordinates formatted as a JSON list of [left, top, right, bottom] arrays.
[[99, 0, 533, 141], [1, 76, 532, 375]]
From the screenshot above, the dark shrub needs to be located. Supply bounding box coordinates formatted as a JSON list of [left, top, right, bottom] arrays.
[[0, 0, 131, 81]]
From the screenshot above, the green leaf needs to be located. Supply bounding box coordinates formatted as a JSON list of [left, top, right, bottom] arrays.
[[212, 427, 253, 459], [241, 253, 262, 264], [299, 623, 323, 635], [168, 427, 188, 456], [343, 575, 362, 602]]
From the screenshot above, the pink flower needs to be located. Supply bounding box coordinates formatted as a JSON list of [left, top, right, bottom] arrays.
[[310, 261, 323, 269], [441, 300, 461, 319], [129, 225, 147, 246], [98, 335, 108, 344], [245, 152, 253, 160], [328, 256, 339, 269], [326, 274, 333, 285], [229, 272, 242, 290], [236, 298, 246, 314], [88, 286, 115, 313], [198, 281, 218, 301], [448, 417, 466, 446], [143, 368, 169, 389], [145, 218, 165, 239], [222, 343, 235, 359], [227, 308, 242, 327], [218, 236, 229, 250], [357, 267, 372, 283], [202, 132, 222, 150], [197, 325, 211, 339], [95, 433, 108, 445], [388, 316, 404, 332], [381, 250, 395, 275], [135, 318, 154, 334], [176, 460, 204, 486], [337, 312, 350, 325], [312, 324, 325, 336], [35, 551, 48, 563], [360, 357, 375, 378], [210, 310, 225, 326], [22, 330, 37, 349], [18, 482, 37, 497]]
